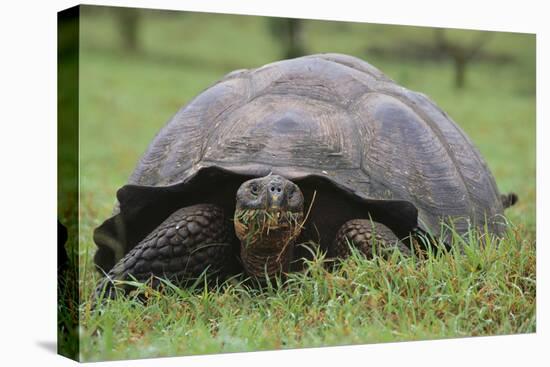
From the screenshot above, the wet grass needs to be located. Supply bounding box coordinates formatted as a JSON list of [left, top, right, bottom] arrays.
[[79, 224, 535, 361]]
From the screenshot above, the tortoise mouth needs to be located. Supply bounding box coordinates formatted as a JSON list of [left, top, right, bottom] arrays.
[[233, 208, 304, 249], [234, 208, 304, 278]]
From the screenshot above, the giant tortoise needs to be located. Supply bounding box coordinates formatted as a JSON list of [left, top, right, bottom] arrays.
[[93, 53, 516, 296]]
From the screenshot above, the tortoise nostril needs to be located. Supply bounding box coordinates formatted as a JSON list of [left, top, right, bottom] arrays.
[[269, 184, 283, 194]]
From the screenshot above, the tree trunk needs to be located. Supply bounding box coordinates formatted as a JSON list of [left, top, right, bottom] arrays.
[[116, 8, 140, 53], [434, 29, 491, 89], [268, 18, 307, 59], [285, 19, 305, 59], [454, 57, 466, 89]]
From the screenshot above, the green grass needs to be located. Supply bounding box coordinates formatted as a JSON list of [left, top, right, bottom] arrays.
[[80, 226, 535, 361], [69, 6, 536, 361]]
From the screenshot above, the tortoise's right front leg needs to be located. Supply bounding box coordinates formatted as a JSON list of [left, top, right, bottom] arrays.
[[95, 204, 237, 299]]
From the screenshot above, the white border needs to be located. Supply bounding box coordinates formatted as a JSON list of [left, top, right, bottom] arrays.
[[0, 0, 546, 366]]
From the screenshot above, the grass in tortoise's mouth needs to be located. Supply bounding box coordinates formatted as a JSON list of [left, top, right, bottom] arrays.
[[234, 191, 316, 264], [233, 208, 304, 250]]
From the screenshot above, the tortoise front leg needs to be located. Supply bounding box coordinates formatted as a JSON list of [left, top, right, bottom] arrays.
[[332, 219, 411, 259], [95, 204, 237, 299]]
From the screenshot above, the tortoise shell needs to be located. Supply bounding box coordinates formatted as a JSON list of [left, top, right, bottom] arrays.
[[94, 53, 505, 272]]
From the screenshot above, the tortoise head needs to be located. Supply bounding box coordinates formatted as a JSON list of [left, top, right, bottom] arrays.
[[234, 175, 304, 278]]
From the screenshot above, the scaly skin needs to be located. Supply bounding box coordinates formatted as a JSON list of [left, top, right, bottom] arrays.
[[332, 219, 412, 259], [95, 204, 234, 299]]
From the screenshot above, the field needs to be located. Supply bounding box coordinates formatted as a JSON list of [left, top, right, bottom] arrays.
[[60, 7, 536, 361]]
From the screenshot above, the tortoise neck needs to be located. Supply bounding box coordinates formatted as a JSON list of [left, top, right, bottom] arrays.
[[240, 241, 294, 278]]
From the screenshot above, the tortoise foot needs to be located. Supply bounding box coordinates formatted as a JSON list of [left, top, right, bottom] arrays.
[[332, 219, 411, 259]]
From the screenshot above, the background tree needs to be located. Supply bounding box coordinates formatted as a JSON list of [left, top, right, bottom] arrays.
[[434, 28, 492, 89], [268, 17, 307, 59], [114, 7, 141, 53]]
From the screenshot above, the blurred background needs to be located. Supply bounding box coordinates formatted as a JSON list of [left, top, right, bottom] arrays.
[[76, 4, 535, 282]]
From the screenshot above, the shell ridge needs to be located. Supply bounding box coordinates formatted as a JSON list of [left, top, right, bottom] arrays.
[[376, 90, 493, 221]]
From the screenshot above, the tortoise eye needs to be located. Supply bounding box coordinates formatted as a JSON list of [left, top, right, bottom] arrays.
[[250, 183, 259, 195]]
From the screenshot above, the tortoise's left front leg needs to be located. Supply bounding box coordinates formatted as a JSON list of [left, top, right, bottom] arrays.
[[331, 219, 412, 259]]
